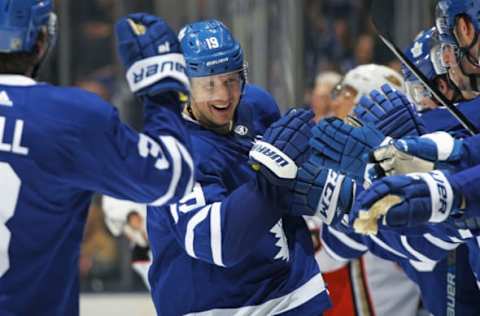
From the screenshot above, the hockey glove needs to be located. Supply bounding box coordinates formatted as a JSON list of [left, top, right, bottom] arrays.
[[115, 13, 189, 99], [367, 132, 464, 182], [353, 84, 427, 138], [250, 109, 314, 187], [351, 170, 464, 235], [290, 160, 356, 227], [310, 117, 386, 182]]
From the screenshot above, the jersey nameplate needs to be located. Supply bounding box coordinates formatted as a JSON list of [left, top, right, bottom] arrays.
[[0, 116, 29, 156]]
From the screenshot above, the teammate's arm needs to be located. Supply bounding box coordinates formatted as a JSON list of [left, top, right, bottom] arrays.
[[73, 14, 194, 206]]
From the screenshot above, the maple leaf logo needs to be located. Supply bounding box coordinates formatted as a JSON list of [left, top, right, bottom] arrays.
[[270, 219, 289, 261]]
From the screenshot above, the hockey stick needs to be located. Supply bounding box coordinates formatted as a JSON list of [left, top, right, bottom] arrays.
[[369, 0, 479, 135]]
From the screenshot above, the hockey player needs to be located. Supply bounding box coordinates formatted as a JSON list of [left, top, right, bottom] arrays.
[[353, 0, 480, 230], [305, 65, 421, 316], [146, 19, 331, 315], [290, 44, 480, 313], [402, 27, 461, 110], [0, 4, 194, 316], [436, 0, 480, 92], [330, 64, 404, 119]]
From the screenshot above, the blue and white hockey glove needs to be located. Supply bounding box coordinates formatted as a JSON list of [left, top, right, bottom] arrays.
[[250, 109, 314, 188], [351, 170, 464, 235], [290, 160, 356, 227], [353, 84, 427, 138], [310, 117, 386, 182], [368, 132, 464, 181], [115, 13, 190, 100]]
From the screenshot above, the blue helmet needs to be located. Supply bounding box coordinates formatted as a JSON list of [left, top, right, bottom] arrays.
[[179, 19, 244, 77], [0, 0, 53, 53], [402, 27, 446, 83], [435, 0, 480, 44]]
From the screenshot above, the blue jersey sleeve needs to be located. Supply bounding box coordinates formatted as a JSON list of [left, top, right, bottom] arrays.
[[457, 135, 480, 169], [243, 84, 281, 133], [35, 89, 194, 206], [322, 223, 467, 272], [450, 164, 480, 215], [162, 165, 283, 267]]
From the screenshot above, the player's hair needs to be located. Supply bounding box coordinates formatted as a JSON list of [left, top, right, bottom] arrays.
[[0, 30, 47, 75]]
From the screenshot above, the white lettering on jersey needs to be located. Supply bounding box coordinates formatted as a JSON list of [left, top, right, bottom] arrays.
[[0, 117, 29, 156], [0, 91, 13, 107], [138, 133, 169, 170]]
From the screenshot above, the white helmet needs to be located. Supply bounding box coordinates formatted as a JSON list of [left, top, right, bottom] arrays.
[[342, 64, 405, 103]]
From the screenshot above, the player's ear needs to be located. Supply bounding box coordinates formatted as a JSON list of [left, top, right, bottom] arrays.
[[455, 16, 475, 46]]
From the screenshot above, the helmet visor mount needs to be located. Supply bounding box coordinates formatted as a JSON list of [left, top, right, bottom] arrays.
[[405, 80, 435, 107], [330, 83, 358, 102]]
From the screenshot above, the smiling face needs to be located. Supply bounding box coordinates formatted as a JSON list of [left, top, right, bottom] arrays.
[[190, 70, 243, 130]]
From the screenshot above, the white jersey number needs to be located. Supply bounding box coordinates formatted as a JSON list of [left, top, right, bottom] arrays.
[[206, 37, 219, 49], [0, 163, 21, 277]]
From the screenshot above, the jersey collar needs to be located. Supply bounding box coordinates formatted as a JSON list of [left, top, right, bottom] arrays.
[[0, 75, 37, 86]]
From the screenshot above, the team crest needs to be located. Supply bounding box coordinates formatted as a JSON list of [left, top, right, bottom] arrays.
[[234, 125, 249, 136]]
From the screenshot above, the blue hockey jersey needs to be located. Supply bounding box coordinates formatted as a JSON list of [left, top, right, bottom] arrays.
[[317, 98, 480, 316], [0, 75, 194, 316], [321, 223, 480, 315], [147, 84, 331, 316], [422, 96, 480, 217], [421, 98, 480, 138]]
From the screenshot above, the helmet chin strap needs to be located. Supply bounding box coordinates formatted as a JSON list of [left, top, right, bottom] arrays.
[[447, 77, 466, 102]]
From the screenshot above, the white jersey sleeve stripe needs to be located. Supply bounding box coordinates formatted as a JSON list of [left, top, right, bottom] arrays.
[[328, 227, 368, 252], [321, 240, 351, 262], [149, 136, 183, 207], [210, 202, 225, 267], [176, 140, 195, 197], [448, 236, 463, 243], [184, 273, 327, 316], [185, 205, 211, 258], [169, 203, 179, 224], [459, 229, 473, 239], [423, 233, 459, 250], [369, 235, 407, 259], [408, 260, 437, 272], [400, 236, 437, 265]]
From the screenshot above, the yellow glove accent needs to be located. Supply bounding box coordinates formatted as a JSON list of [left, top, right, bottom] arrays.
[[128, 19, 146, 35]]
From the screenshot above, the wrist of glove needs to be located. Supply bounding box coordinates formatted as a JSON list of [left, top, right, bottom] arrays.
[[116, 14, 190, 99], [352, 170, 464, 235], [249, 109, 314, 186], [353, 84, 426, 138], [290, 160, 356, 227], [367, 132, 464, 181], [249, 109, 314, 208], [249, 140, 298, 187]]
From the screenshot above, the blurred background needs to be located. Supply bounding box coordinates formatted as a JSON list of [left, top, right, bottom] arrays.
[[45, 0, 437, 314]]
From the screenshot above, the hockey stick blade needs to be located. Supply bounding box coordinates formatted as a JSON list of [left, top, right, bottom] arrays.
[[369, 1, 479, 135]]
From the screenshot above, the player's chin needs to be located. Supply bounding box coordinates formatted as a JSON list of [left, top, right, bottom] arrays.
[[210, 106, 235, 124]]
